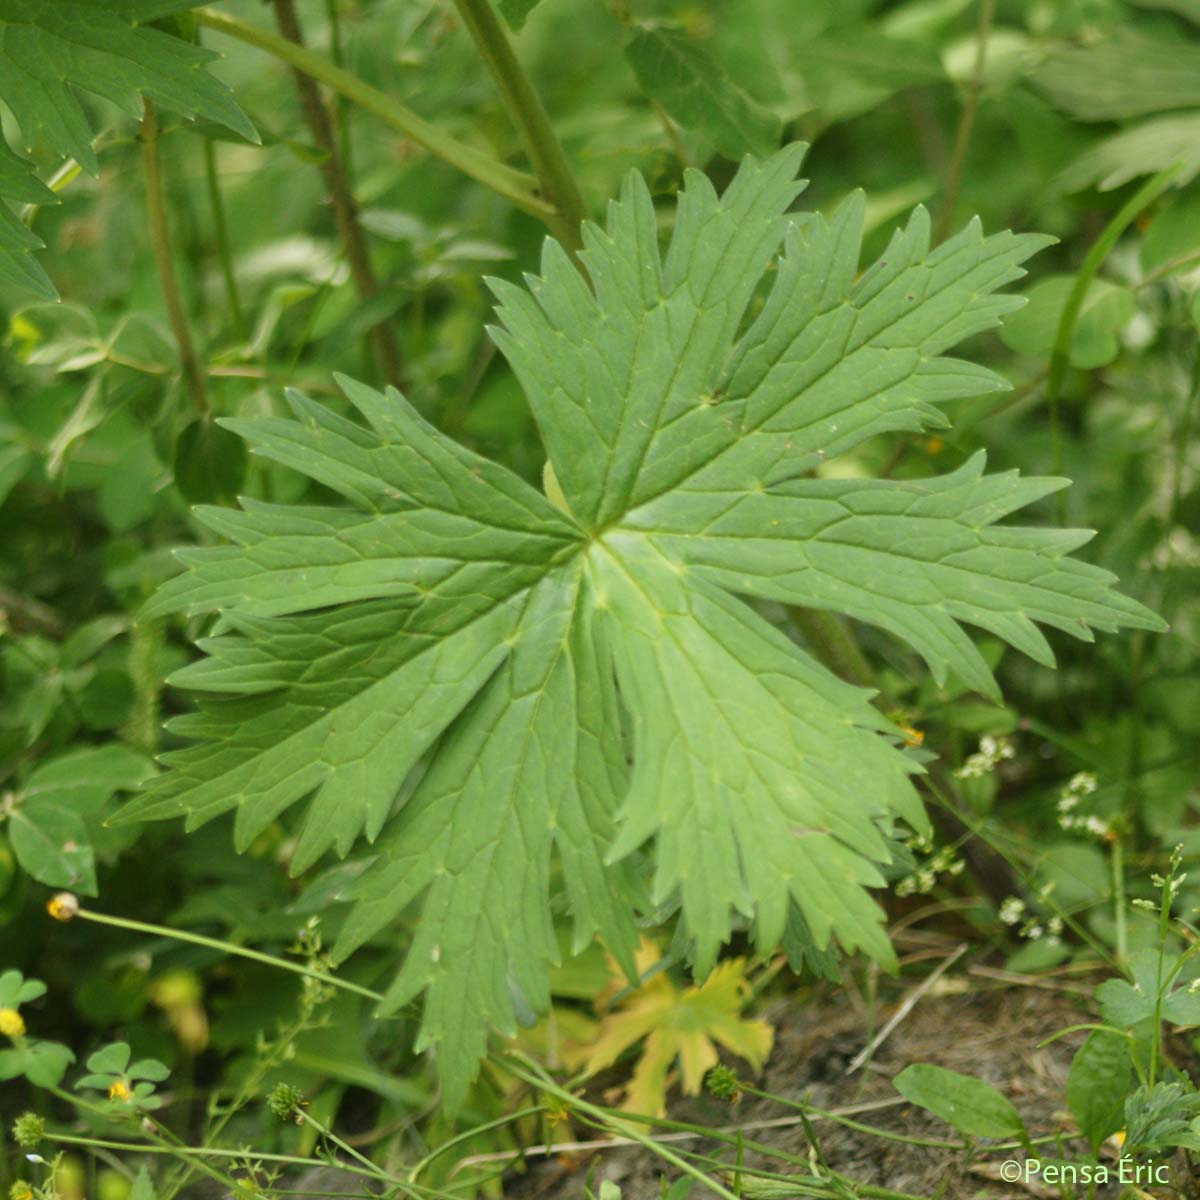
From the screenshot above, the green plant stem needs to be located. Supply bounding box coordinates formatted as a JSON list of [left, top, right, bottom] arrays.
[[572, 1102, 930, 1200], [323, 0, 353, 171], [295, 1110, 420, 1197], [1149, 864, 1175, 1086], [140, 100, 209, 415], [201, 137, 246, 340], [502, 1054, 740, 1200], [450, 0, 588, 250], [40, 1134, 404, 1192], [737, 1086, 963, 1151], [1046, 163, 1182, 495], [46, 1090, 244, 1198], [791, 606, 876, 690], [160, 988, 332, 1200], [935, 0, 994, 243], [1113, 832, 1128, 965], [126, 618, 164, 755], [505, 1054, 940, 1200], [68, 904, 384, 1004], [194, 8, 553, 225], [270, 0, 403, 388], [408, 1105, 544, 1183]]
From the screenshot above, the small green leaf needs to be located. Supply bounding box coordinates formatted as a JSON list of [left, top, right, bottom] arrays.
[[25, 745, 155, 805], [1142, 188, 1200, 274], [1129, 0, 1200, 21], [130, 1169, 157, 1200], [894, 1063, 1026, 1139], [0, 1040, 75, 1087], [87, 1042, 133, 1076], [1096, 979, 1154, 1028], [0, 440, 33, 508], [0, 969, 45, 1008], [497, 0, 541, 30], [1097, 949, 1166, 1029], [625, 24, 780, 160], [1067, 1031, 1134, 1154], [1059, 113, 1200, 193], [0, 0, 258, 296], [1034, 32, 1200, 121], [128, 1057, 170, 1082], [7, 802, 96, 893], [786, 27, 944, 123], [1001, 275, 1135, 369], [174, 417, 248, 504]]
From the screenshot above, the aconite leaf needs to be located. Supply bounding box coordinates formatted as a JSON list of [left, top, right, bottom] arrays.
[[121, 145, 1163, 1107]]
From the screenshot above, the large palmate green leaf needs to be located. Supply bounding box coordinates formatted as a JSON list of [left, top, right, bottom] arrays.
[[120, 145, 1163, 1104], [0, 0, 256, 298]]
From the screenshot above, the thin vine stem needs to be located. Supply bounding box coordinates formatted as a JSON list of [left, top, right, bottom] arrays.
[[323, 0, 354, 171], [194, 8, 554, 224], [294, 1110, 421, 1198], [39, 1134, 413, 1193], [140, 100, 210, 415], [502, 1053, 741, 1200], [451, 0, 588, 249], [270, 0, 403, 387], [62, 902, 385, 1004], [936, 0, 994, 243], [201, 137, 246, 341], [408, 1105, 544, 1183], [736, 1085, 964, 1152], [1046, 163, 1182, 505], [45, 1089, 245, 1198], [505, 1055, 935, 1200]]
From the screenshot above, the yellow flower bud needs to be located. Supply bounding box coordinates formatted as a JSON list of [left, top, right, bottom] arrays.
[[108, 1080, 131, 1102], [47, 893, 79, 922]]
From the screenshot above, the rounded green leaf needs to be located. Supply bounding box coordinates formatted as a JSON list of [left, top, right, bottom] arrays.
[[173, 417, 248, 504], [1068, 1031, 1134, 1154], [1001, 275, 1135, 368], [86, 1042, 132, 1076], [894, 1063, 1026, 1139]]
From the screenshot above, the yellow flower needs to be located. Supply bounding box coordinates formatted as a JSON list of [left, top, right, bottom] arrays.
[[0, 1007, 26, 1038], [108, 1080, 131, 1102], [11, 1182, 34, 1200], [901, 726, 925, 747]]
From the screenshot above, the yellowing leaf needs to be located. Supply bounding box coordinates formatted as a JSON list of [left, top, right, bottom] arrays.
[[585, 946, 773, 1117]]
